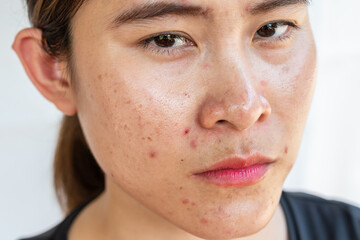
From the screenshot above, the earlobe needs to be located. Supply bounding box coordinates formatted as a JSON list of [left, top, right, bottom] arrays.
[[12, 28, 77, 116]]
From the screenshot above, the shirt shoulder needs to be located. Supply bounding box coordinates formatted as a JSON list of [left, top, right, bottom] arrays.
[[18, 201, 90, 240], [281, 191, 360, 240]]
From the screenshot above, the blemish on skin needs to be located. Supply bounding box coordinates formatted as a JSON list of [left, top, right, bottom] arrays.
[[190, 139, 198, 149], [200, 218, 209, 224], [147, 137, 152, 141], [111, 173, 114, 178], [98, 74, 102, 80], [125, 100, 131, 104], [191, 202, 196, 206], [184, 128, 191, 135], [260, 80, 267, 87], [138, 104, 143, 108], [113, 89, 117, 93], [181, 159, 184, 162], [183, 92, 190, 98], [179, 186, 183, 190], [203, 63, 210, 70], [149, 151, 157, 158], [182, 199, 190, 205], [284, 146, 288, 154]]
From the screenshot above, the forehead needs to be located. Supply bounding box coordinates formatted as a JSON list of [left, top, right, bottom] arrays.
[[78, 0, 308, 25]]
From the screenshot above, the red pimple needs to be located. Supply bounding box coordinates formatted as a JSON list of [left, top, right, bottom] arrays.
[[149, 151, 157, 158], [284, 146, 288, 154], [184, 128, 190, 135], [183, 92, 190, 98], [203, 63, 210, 70], [190, 139, 198, 149], [200, 218, 209, 224], [182, 199, 189, 205]]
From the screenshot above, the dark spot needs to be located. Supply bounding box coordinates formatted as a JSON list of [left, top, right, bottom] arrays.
[[284, 146, 288, 154], [147, 137, 152, 141], [190, 139, 198, 149], [182, 199, 189, 205], [181, 159, 184, 162], [149, 151, 157, 158], [98, 74, 102, 80], [184, 128, 190, 135], [179, 186, 183, 190], [125, 100, 131, 104]]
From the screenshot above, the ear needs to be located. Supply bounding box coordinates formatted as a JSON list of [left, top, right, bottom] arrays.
[[12, 28, 77, 116]]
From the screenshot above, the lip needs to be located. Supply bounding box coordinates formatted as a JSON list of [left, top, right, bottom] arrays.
[[192, 154, 275, 187]]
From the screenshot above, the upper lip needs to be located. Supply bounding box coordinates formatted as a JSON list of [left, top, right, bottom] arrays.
[[194, 153, 275, 174]]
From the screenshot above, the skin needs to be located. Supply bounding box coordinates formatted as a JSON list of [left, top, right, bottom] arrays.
[[13, 0, 317, 239]]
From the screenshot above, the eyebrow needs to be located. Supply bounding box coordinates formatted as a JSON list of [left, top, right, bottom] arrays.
[[111, 0, 309, 27], [249, 0, 310, 15], [111, 2, 209, 27]]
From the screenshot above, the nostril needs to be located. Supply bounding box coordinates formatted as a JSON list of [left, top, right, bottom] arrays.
[[217, 120, 227, 124]]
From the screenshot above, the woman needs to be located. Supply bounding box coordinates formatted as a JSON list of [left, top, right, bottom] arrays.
[[13, 0, 360, 239]]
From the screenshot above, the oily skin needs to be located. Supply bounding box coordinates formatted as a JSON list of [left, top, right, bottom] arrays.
[[65, 0, 317, 239]]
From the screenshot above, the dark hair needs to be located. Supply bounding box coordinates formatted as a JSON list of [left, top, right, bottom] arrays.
[[26, 0, 104, 214]]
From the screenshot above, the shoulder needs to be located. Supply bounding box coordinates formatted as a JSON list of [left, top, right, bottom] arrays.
[[281, 191, 360, 240], [18, 201, 90, 240]]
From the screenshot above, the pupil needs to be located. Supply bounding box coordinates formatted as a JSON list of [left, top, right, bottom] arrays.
[[154, 34, 176, 47], [257, 23, 277, 37]]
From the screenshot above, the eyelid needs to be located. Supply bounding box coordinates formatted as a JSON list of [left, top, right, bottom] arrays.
[[252, 20, 300, 44]]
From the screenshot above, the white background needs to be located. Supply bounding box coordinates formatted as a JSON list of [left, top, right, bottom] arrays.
[[1, 0, 360, 239]]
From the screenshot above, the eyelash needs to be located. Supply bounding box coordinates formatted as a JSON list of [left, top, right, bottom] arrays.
[[138, 21, 300, 57]]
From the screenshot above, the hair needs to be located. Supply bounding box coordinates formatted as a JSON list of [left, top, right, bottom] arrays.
[[26, 0, 104, 214]]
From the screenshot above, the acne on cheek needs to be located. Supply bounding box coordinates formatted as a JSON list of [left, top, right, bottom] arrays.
[[284, 145, 288, 154]]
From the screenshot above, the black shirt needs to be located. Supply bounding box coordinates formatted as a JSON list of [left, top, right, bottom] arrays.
[[19, 191, 360, 240]]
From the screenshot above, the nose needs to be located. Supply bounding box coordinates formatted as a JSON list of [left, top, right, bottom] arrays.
[[198, 55, 271, 132]]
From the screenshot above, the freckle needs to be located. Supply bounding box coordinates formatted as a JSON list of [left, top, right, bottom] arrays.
[[182, 199, 189, 205], [284, 146, 288, 154], [149, 151, 157, 158], [200, 218, 209, 224], [190, 139, 198, 149], [181, 159, 184, 162], [184, 128, 190, 135], [179, 186, 183, 190], [147, 137, 152, 141], [261, 81, 267, 87]]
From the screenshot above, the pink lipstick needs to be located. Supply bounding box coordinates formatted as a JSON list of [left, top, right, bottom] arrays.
[[193, 154, 274, 187]]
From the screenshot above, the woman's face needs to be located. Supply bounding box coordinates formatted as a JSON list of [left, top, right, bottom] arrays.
[[71, 0, 316, 238]]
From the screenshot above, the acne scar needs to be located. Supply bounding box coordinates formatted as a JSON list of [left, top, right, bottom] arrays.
[[182, 199, 190, 205], [284, 146, 288, 154], [149, 151, 157, 158], [190, 139, 198, 149]]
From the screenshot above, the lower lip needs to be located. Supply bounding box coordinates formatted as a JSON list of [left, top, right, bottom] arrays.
[[194, 164, 270, 187]]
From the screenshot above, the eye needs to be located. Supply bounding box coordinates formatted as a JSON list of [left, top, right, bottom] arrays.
[[150, 34, 187, 48], [255, 22, 298, 39], [139, 33, 195, 57]]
